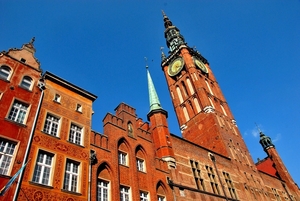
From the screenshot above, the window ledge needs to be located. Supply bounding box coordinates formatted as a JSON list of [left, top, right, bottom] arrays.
[[41, 131, 60, 139], [76, 110, 82, 114], [67, 140, 85, 148], [0, 78, 10, 83], [0, 174, 12, 179], [18, 85, 32, 92], [61, 189, 82, 196], [53, 100, 61, 104], [5, 118, 27, 127], [29, 181, 54, 189]]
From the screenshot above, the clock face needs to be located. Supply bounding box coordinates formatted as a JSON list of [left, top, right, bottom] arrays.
[[168, 57, 184, 77], [193, 57, 208, 74]]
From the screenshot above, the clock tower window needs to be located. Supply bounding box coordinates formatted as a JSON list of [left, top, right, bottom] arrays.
[[182, 106, 190, 122], [176, 86, 184, 103], [193, 98, 201, 113], [181, 81, 189, 97], [205, 80, 214, 95], [186, 78, 195, 94]]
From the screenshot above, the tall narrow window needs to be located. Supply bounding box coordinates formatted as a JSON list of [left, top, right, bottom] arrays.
[[181, 81, 189, 97], [0, 65, 11, 80], [69, 124, 82, 145], [206, 166, 220, 195], [120, 186, 130, 201], [118, 151, 127, 166], [20, 76, 33, 90], [43, 114, 60, 136], [205, 80, 214, 95], [220, 104, 227, 116], [0, 138, 16, 175], [223, 172, 237, 199], [193, 98, 201, 113], [190, 160, 205, 191], [63, 160, 79, 192], [183, 106, 190, 121], [32, 151, 54, 185], [208, 97, 215, 109], [158, 195, 165, 201], [176, 86, 183, 103], [137, 158, 145, 172], [8, 100, 29, 124], [186, 78, 195, 94], [97, 180, 109, 201]]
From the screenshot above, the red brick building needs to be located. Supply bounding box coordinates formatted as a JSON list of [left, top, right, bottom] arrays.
[[88, 12, 299, 201], [0, 39, 43, 200]]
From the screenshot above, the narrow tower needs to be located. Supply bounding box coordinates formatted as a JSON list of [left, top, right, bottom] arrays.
[[160, 11, 254, 162], [146, 62, 175, 167], [259, 131, 299, 193]]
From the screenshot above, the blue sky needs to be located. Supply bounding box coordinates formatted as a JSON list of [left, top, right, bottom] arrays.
[[1, 1, 300, 186]]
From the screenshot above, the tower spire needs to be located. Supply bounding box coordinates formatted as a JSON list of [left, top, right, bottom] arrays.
[[145, 57, 163, 112], [162, 11, 185, 52]]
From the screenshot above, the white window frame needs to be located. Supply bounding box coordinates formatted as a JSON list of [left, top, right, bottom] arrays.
[[118, 151, 127, 166], [140, 191, 149, 201], [7, 100, 29, 124], [63, 160, 80, 192], [20, 76, 33, 90], [43, 113, 60, 136], [97, 179, 110, 201], [32, 150, 54, 185], [0, 65, 12, 81], [69, 123, 83, 145], [120, 186, 130, 201], [0, 138, 17, 175], [137, 158, 145, 172]]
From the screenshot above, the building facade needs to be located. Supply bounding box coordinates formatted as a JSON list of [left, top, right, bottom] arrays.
[[0, 12, 299, 201], [17, 71, 97, 200], [0, 39, 43, 201]]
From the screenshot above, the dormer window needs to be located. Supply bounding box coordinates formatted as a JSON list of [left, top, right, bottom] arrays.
[[54, 94, 61, 103], [20, 76, 33, 90]]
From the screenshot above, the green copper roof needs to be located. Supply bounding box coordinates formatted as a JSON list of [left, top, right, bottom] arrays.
[[146, 67, 162, 112]]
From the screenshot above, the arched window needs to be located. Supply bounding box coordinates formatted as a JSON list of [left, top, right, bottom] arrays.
[[176, 86, 184, 103], [193, 98, 201, 113], [97, 163, 112, 201], [118, 139, 130, 166], [157, 182, 167, 201], [181, 81, 189, 96], [0, 65, 12, 81], [183, 106, 190, 121], [20, 76, 33, 90], [186, 78, 195, 94], [136, 146, 146, 172]]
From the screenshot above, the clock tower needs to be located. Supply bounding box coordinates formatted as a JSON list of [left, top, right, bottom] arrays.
[[161, 11, 254, 162]]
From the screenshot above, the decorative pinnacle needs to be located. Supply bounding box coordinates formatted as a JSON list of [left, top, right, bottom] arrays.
[[162, 10, 172, 28]]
